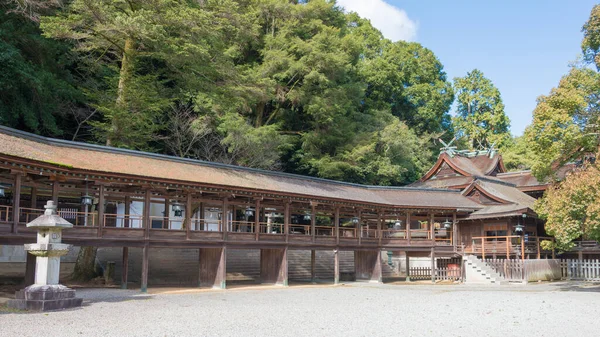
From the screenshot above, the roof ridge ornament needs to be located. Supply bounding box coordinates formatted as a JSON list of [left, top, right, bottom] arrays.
[[438, 136, 458, 157]]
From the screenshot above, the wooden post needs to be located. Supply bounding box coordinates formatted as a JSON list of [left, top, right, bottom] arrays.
[[121, 247, 129, 289], [124, 195, 130, 228], [144, 189, 151, 239], [97, 184, 105, 238], [284, 201, 290, 243], [334, 207, 340, 246], [141, 245, 149, 293], [334, 249, 340, 285], [357, 209, 362, 245], [311, 202, 316, 243], [163, 198, 170, 229], [506, 237, 510, 260], [12, 174, 21, 234], [377, 211, 382, 246], [406, 212, 411, 245], [222, 198, 228, 240], [52, 180, 59, 205], [521, 236, 525, 262], [255, 198, 261, 241], [429, 213, 435, 241], [430, 247, 435, 283], [185, 193, 192, 239], [536, 237, 541, 259], [452, 212, 457, 247], [311, 250, 316, 283], [482, 237, 486, 259], [405, 253, 410, 282]]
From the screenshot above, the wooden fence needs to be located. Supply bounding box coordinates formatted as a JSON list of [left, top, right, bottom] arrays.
[[483, 258, 563, 282], [408, 267, 461, 281], [561, 259, 600, 281]]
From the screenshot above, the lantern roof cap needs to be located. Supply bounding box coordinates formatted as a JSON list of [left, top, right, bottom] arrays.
[[26, 201, 73, 229]]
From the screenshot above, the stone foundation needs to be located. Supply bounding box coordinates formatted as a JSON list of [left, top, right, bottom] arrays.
[[7, 284, 83, 311]]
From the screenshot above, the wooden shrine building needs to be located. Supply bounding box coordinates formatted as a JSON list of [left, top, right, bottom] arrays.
[[0, 126, 558, 290]]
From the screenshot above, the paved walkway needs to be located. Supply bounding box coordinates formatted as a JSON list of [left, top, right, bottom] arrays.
[[1, 282, 599, 337]]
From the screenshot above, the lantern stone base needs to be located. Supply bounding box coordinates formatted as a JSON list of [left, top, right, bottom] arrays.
[[7, 284, 83, 311]]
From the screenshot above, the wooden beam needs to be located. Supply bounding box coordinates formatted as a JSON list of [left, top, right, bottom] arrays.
[[222, 198, 228, 240], [185, 193, 192, 240], [30, 187, 37, 209], [406, 212, 411, 245], [334, 207, 340, 246], [311, 203, 316, 243], [121, 247, 129, 289], [357, 209, 362, 245], [144, 189, 151, 239], [377, 211, 383, 246], [124, 195, 130, 228], [52, 180, 59, 204], [12, 174, 21, 234], [284, 200, 290, 243], [97, 185, 105, 238]]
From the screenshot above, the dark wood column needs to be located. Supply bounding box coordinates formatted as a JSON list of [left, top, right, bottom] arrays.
[[141, 245, 149, 293], [30, 187, 37, 209], [255, 198, 261, 241], [144, 189, 151, 239], [430, 247, 436, 283], [310, 202, 317, 243], [406, 212, 411, 245], [405, 253, 410, 282], [124, 195, 130, 228], [121, 247, 129, 289], [284, 201, 290, 243], [97, 184, 105, 238], [51, 180, 59, 205], [377, 211, 383, 245], [334, 207, 340, 246], [452, 212, 458, 248], [11, 174, 21, 233], [185, 193, 192, 239], [163, 198, 170, 229], [357, 208, 362, 245], [222, 197, 228, 240], [24, 252, 35, 286], [311, 250, 316, 283]]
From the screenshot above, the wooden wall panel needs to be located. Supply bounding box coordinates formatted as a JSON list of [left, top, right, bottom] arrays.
[[260, 248, 288, 285], [199, 247, 226, 289], [354, 250, 382, 282]]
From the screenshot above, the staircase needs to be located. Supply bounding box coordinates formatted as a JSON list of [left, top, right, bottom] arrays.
[[463, 255, 507, 285]]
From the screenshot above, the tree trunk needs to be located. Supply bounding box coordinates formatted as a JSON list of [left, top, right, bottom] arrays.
[[107, 37, 135, 146], [71, 246, 99, 282]]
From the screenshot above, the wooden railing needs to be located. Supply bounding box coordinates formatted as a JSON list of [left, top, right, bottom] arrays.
[[149, 216, 185, 230], [259, 223, 284, 234], [0, 205, 11, 222], [20, 207, 97, 227], [469, 236, 555, 259], [572, 241, 600, 251], [339, 227, 357, 238], [104, 214, 143, 228]]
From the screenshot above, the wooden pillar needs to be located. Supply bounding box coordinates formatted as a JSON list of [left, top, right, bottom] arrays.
[[311, 202, 316, 243], [124, 195, 130, 228], [24, 252, 36, 286], [452, 212, 457, 247], [144, 189, 151, 239], [406, 212, 411, 245], [506, 237, 510, 260], [311, 250, 316, 283], [30, 187, 37, 209], [521, 236, 525, 262], [185, 193, 192, 239], [405, 253, 410, 282], [97, 184, 105, 238], [12, 174, 21, 234], [377, 211, 383, 245], [482, 238, 486, 259], [334, 249, 340, 285], [536, 237, 541, 259], [357, 209, 362, 245], [198, 247, 227, 289], [141, 245, 149, 293], [222, 198, 229, 240], [334, 207, 340, 246], [284, 201, 290, 243], [430, 247, 436, 283], [121, 247, 129, 289], [52, 180, 59, 205], [429, 213, 435, 241], [255, 198, 261, 241], [260, 248, 288, 286], [163, 198, 170, 229]]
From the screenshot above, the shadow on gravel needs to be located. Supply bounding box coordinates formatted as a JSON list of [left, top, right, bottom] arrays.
[[548, 281, 600, 292]]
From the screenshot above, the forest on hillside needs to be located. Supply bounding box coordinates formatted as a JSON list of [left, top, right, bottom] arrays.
[[1, 0, 598, 187]]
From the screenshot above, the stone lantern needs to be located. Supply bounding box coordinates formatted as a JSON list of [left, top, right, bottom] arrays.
[[8, 201, 83, 311]]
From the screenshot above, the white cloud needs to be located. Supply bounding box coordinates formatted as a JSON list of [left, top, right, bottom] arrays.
[[336, 0, 417, 42]]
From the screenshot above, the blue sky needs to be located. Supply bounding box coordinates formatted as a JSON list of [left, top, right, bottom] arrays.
[[337, 0, 598, 136]]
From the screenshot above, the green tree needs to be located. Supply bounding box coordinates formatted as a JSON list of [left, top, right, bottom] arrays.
[[536, 165, 600, 251], [525, 67, 600, 180], [582, 4, 600, 70], [501, 136, 537, 171], [452, 69, 511, 150]]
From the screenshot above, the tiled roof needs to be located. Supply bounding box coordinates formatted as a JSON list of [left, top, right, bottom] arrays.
[[0, 126, 482, 210], [462, 179, 536, 220]]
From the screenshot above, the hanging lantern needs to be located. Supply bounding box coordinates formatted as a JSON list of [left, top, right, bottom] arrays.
[[245, 207, 255, 217], [443, 218, 452, 229], [0, 185, 5, 198], [172, 202, 184, 217], [303, 212, 312, 221], [351, 217, 359, 224], [514, 223, 524, 234], [393, 220, 402, 230], [80, 195, 93, 206], [80, 180, 93, 205]]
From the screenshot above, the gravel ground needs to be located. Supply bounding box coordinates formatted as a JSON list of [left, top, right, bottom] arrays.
[[1, 282, 599, 337]]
